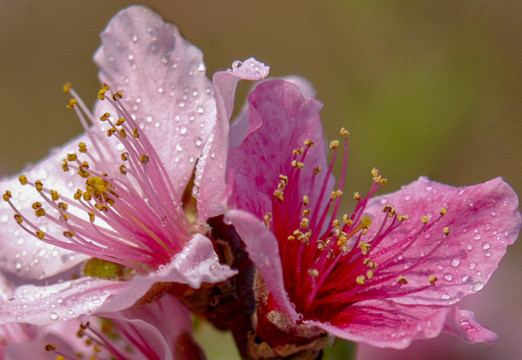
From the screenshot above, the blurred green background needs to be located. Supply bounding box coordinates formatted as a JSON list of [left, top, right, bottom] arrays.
[[0, 1, 520, 359]]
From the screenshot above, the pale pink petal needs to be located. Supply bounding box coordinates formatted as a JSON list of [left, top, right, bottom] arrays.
[[226, 79, 331, 219], [94, 5, 217, 197], [226, 209, 299, 322], [363, 177, 521, 305], [0, 235, 235, 325], [196, 58, 269, 220], [0, 133, 94, 279]]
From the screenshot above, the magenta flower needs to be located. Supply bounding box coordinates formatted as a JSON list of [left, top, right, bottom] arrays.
[[224, 78, 521, 350], [0, 6, 273, 325]]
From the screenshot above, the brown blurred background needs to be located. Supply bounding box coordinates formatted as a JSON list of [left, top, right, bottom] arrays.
[[0, 1, 520, 359]]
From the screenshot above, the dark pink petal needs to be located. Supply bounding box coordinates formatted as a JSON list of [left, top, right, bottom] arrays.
[[226, 209, 299, 321], [196, 58, 269, 220], [94, 5, 217, 197], [0, 235, 235, 325], [363, 177, 520, 305], [226, 79, 330, 218]]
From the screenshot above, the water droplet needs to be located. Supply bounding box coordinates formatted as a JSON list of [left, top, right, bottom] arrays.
[[176, 144, 183, 152], [232, 60, 242, 70], [14, 261, 22, 271], [467, 244, 473, 251], [472, 282, 484, 291], [440, 294, 450, 300], [490, 211, 497, 217], [195, 137, 203, 147], [197, 105, 204, 114], [179, 126, 187, 135], [198, 63, 206, 72], [466, 199, 474, 208], [50, 312, 58, 320], [136, 97, 142, 104], [154, 122, 160, 128], [127, 54, 134, 61], [189, 156, 195, 163], [1, 215, 8, 223], [481, 242, 491, 250], [473, 233, 481, 240], [461, 275, 469, 282], [145, 116, 153, 123], [157, 87, 164, 94], [404, 195, 411, 201], [16, 238, 24, 245], [161, 56, 169, 64], [443, 273, 453, 281], [469, 263, 476, 270], [178, 101, 185, 108], [451, 258, 460, 267]]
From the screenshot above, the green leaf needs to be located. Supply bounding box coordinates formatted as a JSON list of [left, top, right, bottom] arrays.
[[322, 338, 357, 360]]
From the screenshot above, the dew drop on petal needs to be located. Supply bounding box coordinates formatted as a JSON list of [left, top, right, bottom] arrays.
[[481, 242, 491, 250], [176, 144, 183, 152], [443, 273, 453, 282], [179, 126, 187, 135], [451, 258, 460, 267], [473, 282, 484, 291], [50, 312, 58, 320], [195, 137, 203, 147]]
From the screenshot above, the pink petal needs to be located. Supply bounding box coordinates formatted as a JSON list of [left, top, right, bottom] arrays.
[[0, 235, 235, 325], [94, 5, 217, 197], [196, 58, 269, 220], [226, 79, 331, 219], [363, 176, 520, 305], [442, 306, 497, 344], [309, 300, 452, 349], [226, 209, 299, 322], [0, 133, 93, 279]]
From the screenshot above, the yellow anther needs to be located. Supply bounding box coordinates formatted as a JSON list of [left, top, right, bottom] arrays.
[[303, 195, 310, 205], [371, 168, 380, 177], [58, 202, 68, 211], [83, 192, 92, 201], [35, 180, 43, 191], [140, 154, 150, 163], [100, 112, 110, 121], [291, 160, 304, 168], [61, 214, 69, 221], [302, 208, 311, 216], [379, 177, 388, 185], [121, 152, 129, 161], [36, 231, 45, 239], [107, 128, 116, 137], [118, 128, 127, 138], [353, 192, 361, 201], [50, 190, 59, 201], [331, 189, 343, 199], [14, 214, 23, 224], [300, 218, 310, 229], [88, 211, 95, 222], [398, 215, 409, 222], [263, 212, 273, 229], [67, 153, 77, 162], [133, 128, 140, 138], [340, 127, 349, 137], [359, 241, 371, 255], [332, 219, 340, 228], [343, 214, 353, 226], [429, 276, 437, 284], [364, 258, 378, 269], [308, 269, 320, 277], [398, 276, 408, 284], [279, 175, 288, 183], [340, 242, 351, 254], [62, 159, 69, 172], [18, 175, 28, 185], [421, 215, 429, 224], [102, 83, 110, 91], [356, 275, 366, 285], [313, 166, 322, 175], [440, 208, 447, 216], [45, 344, 57, 351], [329, 140, 339, 149], [66, 99, 77, 109], [32, 202, 42, 210], [292, 147, 304, 155], [115, 118, 125, 126], [63, 83, 72, 93], [304, 139, 315, 147], [120, 165, 128, 175], [73, 189, 82, 200], [63, 231, 74, 238], [287, 235, 296, 241], [443, 227, 450, 235], [366, 270, 374, 279], [97, 89, 106, 100], [112, 91, 123, 101]]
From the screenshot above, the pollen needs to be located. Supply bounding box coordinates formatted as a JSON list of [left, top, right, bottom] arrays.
[[140, 155, 150, 163], [398, 276, 408, 284], [356, 275, 366, 285], [340, 127, 349, 137], [36, 231, 45, 239], [308, 269, 319, 277], [303, 195, 310, 205], [429, 276, 438, 284], [353, 192, 361, 201], [440, 207, 447, 216], [304, 139, 315, 147], [443, 227, 450, 235], [18, 175, 28, 185], [329, 140, 339, 149], [421, 215, 429, 224]]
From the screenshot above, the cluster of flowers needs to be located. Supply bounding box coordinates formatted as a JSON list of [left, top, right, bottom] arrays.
[[0, 6, 519, 360]]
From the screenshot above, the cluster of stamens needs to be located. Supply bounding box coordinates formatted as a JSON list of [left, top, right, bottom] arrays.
[[3, 84, 196, 274], [265, 128, 453, 315]]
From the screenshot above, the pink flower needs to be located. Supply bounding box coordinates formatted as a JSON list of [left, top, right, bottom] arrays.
[[0, 6, 270, 325], [4, 295, 203, 360], [224, 78, 521, 350]]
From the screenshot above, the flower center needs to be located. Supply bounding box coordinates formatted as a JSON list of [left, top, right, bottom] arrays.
[[266, 129, 447, 319], [3, 85, 199, 275]]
